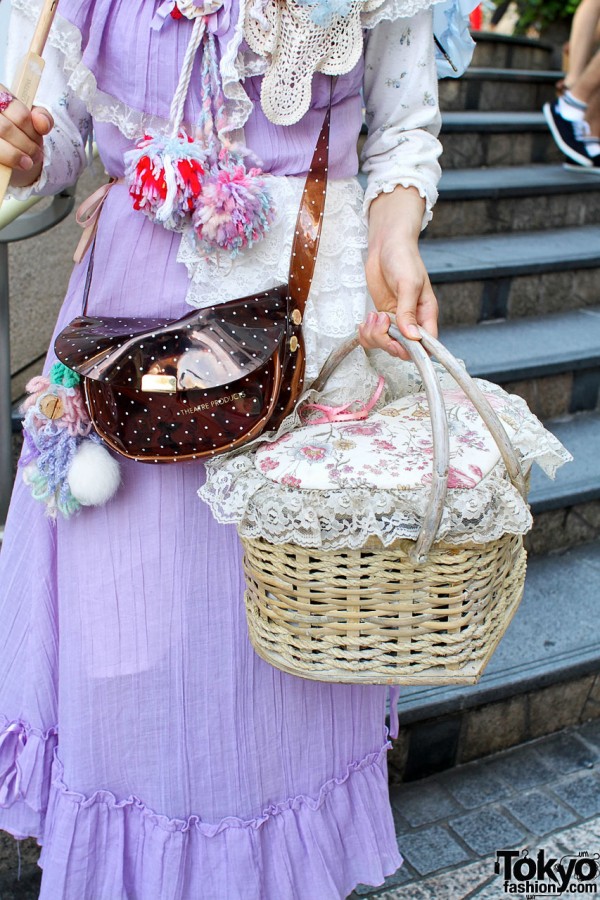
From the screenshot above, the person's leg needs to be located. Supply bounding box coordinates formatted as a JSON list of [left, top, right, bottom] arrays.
[[544, 34, 600, 167], [587, 90, 600, 136], [564, 0, 600, 87], [569, 49, 600, 105]]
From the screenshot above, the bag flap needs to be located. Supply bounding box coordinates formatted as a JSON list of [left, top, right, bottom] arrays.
[[55, 287, 289, 392]]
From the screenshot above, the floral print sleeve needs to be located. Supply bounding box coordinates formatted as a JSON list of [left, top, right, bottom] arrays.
[[361, 7, 443, 228], [5, 5, 92, 201]]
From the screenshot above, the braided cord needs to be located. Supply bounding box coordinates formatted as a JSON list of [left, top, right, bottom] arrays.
[[168, 15, 207, 137]]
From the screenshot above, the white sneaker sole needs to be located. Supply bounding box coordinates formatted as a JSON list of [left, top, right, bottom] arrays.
[[543, 102, 593, 168], [563, 162, 600, 174]]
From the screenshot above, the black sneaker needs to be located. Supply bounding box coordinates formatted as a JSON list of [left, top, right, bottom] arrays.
[[543, 100, 594, 167]]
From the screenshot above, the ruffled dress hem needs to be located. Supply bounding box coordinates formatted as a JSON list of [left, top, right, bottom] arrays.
[[0, 716, 403, 899]]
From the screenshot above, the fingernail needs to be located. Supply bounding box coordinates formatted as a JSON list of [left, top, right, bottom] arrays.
[[377, 312, 388, 325], [19, 155, 33, 171], [366, 311, 376, 325], [407, 325, 420, 339]]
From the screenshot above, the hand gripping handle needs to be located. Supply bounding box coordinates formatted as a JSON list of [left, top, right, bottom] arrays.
[[310, 320, 527, 562]]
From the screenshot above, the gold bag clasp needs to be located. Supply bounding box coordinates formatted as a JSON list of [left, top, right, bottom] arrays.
[[141, 374, 178, 392]]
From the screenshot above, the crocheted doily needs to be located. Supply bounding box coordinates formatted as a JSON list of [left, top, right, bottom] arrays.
[[243, 0, 446, 124]]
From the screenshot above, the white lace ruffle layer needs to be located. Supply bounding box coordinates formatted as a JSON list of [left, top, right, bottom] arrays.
[[199, 368, 573, 549]]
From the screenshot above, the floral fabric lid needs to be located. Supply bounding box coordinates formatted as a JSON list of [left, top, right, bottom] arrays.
[[253, 389, 519, 491]]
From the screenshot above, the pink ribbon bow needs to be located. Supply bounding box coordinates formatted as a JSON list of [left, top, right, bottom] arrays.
[[299, 376, 385, 425], [73, 178, 123, 264]]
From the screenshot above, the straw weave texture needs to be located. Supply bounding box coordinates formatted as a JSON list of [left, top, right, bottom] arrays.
[[242, 533, 526, 684]]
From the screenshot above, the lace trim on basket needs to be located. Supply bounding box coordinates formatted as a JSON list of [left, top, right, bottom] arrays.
[[199, 373, 573, 549], [49, 741, 391, 834]]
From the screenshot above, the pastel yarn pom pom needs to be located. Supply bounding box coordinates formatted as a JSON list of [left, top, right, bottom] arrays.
[[49, 360, 80, 388], [192, 158, 276, 256], [19, 370, 121, 519], [67, 440, 121, 507], [124, 132, 205, 231]]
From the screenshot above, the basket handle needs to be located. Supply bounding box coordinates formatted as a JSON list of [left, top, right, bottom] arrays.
[[309, 320, 527, 562]]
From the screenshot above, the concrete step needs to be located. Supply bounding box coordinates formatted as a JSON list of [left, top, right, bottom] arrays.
[[528, 412, 600, 555], [425, 165, 600, 239], [386, 540, 600, 780], [441, 111, 564, 168], [470, 31, 555, 72], [439, 68, 559, 113], [421, 225, 600, 328], [440, 305, 600, 419]]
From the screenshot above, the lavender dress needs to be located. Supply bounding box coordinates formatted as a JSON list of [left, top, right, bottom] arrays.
[[0, 1, 444, 896]]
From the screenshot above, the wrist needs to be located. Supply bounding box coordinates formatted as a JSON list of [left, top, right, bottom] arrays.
[[368, 185, 425, 248]]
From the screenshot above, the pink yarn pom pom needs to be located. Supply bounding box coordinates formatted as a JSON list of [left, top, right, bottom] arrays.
[[61, 389, 93, 438], [124, 132, 205, 231], [192, 156, 276, 256], [22, 376, 51, 412]]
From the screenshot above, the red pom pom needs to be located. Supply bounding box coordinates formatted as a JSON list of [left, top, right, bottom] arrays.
[[125, 132, 206, 230]]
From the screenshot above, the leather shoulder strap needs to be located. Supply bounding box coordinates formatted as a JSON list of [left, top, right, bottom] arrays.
[[287, 84, 333, 316]]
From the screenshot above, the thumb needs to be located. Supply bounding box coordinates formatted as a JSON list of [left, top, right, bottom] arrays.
[[395, 286, 421, 341], [31, 106, 54, 136]]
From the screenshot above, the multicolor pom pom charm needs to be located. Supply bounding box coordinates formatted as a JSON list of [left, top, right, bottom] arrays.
[[191, 30, 276, 255], [124, 14, 208, 232], [19, 362, 120, 519], [126, 133, 205, 231], [124, 5, 275, 256]]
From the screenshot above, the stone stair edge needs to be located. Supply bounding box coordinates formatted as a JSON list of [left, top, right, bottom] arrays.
[[528, 412, 600, 513], [459, 67, 561, 82], [470, 30, 555, 52], [439, 306, 600, 381], [441, 111, 550, 132], [437, 164, 600, 200], [420, 225, 600, 282]]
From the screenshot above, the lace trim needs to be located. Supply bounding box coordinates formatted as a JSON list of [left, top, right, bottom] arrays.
[[50, 741, 391, 834], [199, 372, 573, 549], [242, 0, 445, 125], [12, 0, 178, 139], [361, 0, 445, 27], [220, 0, 258, 136]]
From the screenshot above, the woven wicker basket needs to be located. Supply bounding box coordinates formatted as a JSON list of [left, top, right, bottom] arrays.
[[241, 325, 530, 685]]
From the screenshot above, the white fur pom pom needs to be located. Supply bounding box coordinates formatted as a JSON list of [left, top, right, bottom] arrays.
[[67, 440, 121, 507]]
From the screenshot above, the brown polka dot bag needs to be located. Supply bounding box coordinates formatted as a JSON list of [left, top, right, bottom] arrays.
[[53, 112, 331, 463]]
